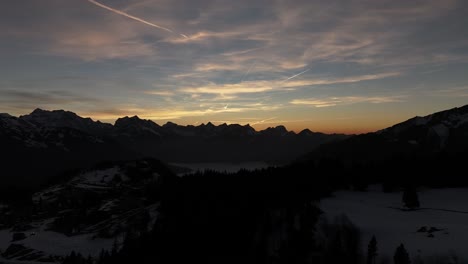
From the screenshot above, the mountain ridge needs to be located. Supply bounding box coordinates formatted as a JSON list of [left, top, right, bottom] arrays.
[[14, 108, 330, 136], [0, 109, 348, 190], [307, 104, 468, 162]]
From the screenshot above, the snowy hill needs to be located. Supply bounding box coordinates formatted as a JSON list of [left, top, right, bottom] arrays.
[[0, 159, 176, 263], [381, 104, 468, 150]]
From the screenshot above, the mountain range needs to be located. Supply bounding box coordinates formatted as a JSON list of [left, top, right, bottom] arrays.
[[0, 108, 346, 189], [2, 104, 467, 191]]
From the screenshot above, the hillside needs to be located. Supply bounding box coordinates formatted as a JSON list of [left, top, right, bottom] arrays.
[[0, 109, 346, 191]]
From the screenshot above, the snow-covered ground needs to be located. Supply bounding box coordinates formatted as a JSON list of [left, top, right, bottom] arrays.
[[0, 217, 114, 259], [320, 187, 468, 261], [171, 162, 271, 175]]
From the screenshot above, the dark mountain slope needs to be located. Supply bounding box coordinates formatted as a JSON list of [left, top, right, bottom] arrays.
[[309, 104, 468, 161], [0, 109, 346, 192]]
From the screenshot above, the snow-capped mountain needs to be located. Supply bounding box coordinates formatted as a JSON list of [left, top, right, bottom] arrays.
[[114, 115, 163, 138], [381, 104, 468, 150], [0, 112, 45, 148], [310, 104, 468, 161], [0, 109, 346, 191], [4, 108, 345, 159], [21, 108, 113, 136]]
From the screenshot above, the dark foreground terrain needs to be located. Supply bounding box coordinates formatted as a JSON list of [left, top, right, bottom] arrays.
[[1, 104, 467, 264]]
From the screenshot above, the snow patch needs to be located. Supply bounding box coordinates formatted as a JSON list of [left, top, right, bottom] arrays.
[[320, 187, 468, 260], [73, 167, 123, 187], [430, 124, 449, 147]]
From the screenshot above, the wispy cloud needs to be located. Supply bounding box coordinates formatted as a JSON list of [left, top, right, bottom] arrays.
[[180, 81, 274, 95], [291, 96, 406, 107], [180, 72, 401, 95], [1, 0, 467, 132], [0, 89, 100, 105], [86, 103, 282, 121], [0, 89, 102, 116], [426, 86, 468, 97], [50, 30, 156, 60], [144, 90, 175, 96]]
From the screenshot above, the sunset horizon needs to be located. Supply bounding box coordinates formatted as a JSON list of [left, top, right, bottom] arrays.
[[2, 0, 468, 135], [4, 103, 466, 135]]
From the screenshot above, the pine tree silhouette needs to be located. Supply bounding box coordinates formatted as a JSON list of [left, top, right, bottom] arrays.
[[402, 186, 420, 209], [394, 243, 411, 264], [367, 235, 378, 264]]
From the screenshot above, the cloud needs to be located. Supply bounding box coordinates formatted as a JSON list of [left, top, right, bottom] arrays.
[[144, 90, 175, 96], [194, 63, 247, 72], [283, 72, 401, 87], [291, 96, 406, 107], [1, 0, 467, 129], [180, 72, 400, 95], [165, 30, 243, 44], [85, 102, 282, 121], [0, 89, 102, 116], [180, 81, 274, 95], [50, 30, 156, 61], [427, 86, 468, 97], [0, 89, 100, 105]]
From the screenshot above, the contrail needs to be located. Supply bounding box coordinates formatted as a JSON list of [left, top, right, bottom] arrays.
[[281, 68, 311, 82], [87, 0, 175, 33], [251, 117, 276, 125], [240, 62, 256, 82]]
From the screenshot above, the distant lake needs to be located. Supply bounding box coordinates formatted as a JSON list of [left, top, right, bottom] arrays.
[[170, 162, 273, 175]]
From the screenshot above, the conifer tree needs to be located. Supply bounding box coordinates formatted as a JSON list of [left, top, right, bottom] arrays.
[[367, 235, 378, 264], [402, 186, 420, 209], [394, 243, 411, 264]]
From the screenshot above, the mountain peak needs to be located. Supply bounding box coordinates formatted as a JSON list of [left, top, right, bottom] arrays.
[[115, 115, 159, 128], [163, 121, 178, 128], [20, 109, 112, 134], [32, 108, 46, 114], [299, 129, 316, 136], [261, 125, 289, 136], [115, 115, 143, 123], [0, 113, 13, 118]]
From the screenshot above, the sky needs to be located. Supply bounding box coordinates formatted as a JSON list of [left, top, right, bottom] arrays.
[[1, 0, 468, 134]]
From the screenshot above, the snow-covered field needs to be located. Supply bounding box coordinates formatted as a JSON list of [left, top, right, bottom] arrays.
[[172, 161, 271, 175], [0, 217, 114, 259], [320, 187, 468, 261]]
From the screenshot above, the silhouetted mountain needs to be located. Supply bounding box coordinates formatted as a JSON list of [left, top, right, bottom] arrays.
[[381, 104, 468, 151], [114, 115, 163, 138], [2, 106, 468, 263], [0, 109, 346, 191], [260, 125, 290, 137], [0, 112, 132, 193], [22, 108, 113, 136], [5, 109, 347, 161], [305, 105, 468, 162]]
